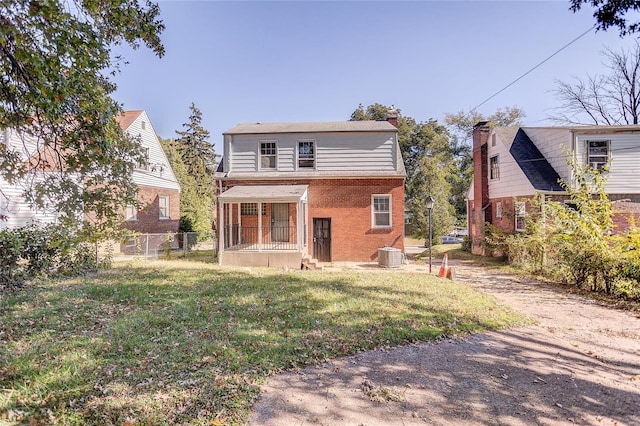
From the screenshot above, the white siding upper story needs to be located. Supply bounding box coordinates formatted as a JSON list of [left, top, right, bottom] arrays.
[[574, 130, 640, 194], [0, 128, 61, 228], [522, 127, 572, 181], [486, 128, 536, 199], [221, 121, 404, 177], [121, 110, 180, 191]]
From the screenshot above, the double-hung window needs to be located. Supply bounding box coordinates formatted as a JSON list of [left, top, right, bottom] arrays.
[[490, 155, 500, 180], [298, 140, 315, 169], [260, 141, 277, 170], [159, 195, 170, 219], [586, 140, 609, 171], [372, 195, 391, 228]]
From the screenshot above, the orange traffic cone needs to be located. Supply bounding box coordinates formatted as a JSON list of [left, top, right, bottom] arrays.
[[438, 254, 449, 278]]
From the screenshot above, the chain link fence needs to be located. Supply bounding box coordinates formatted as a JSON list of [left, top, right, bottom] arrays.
[[99, 231, 217, 262]]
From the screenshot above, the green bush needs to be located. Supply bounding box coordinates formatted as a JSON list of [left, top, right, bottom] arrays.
[[0, 223, 97, 289]]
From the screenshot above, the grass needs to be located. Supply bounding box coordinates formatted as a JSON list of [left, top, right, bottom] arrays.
[[413, 242, 509, 268], [1, 260, 527, 425]]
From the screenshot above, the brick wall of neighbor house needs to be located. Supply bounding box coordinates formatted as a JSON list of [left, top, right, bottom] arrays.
[[220, 177, 405, 261], [124, 185, 180, 234]]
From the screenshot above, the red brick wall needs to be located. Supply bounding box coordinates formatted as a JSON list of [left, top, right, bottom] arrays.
[[123, 185, 180, 234], [219, 178, 405, 261]]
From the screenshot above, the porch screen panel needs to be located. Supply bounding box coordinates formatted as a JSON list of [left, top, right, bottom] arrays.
[[271, 203, 290, 242]]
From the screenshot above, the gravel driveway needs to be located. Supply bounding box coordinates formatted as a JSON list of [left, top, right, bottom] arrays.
[[247, 262, 640, 425]]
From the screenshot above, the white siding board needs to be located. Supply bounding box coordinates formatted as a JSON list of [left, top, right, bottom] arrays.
[[126, 111, 180, 191], [522, 128, 572, 181], [226, 131, 398, 173], [575, 132, 640, 193], [487, 129, 536, 198]]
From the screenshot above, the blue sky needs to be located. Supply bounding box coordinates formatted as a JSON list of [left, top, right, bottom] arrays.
[[112, 1, 638, 151]]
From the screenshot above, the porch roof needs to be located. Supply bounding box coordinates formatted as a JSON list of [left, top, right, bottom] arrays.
[[218, 184, 308, 203]]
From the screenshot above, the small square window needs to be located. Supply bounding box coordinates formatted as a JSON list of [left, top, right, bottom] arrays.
[[159, 195, 170, 219], [372, 195, 391, 228], [241, 203, 267, 215]]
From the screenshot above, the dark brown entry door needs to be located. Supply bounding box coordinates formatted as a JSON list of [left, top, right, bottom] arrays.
[[313, 218, 331, 262], [271, 203, 290, 242]]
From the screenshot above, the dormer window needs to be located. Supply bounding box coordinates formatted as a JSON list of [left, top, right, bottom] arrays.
[[298, 140, 315, 169], [260, 141, 277, 170]]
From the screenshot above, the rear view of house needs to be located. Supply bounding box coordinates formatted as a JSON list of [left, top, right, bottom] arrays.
[[468, 122, 640, 254], [215, 113, 406, 268]]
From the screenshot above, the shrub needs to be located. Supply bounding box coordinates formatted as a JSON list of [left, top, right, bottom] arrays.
[[0, 223, 97, 289]]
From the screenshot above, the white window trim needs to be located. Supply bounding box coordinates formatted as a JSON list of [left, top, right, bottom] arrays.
[[371, 194, 392, 228], [496, 201, 502, 219], [125, 204, 137, 221], [159, 195, 170, 220], [489, 155, 500, 180], [297, 139, 316, 170], [515, 201, 525, 232], [259, 140, 278, 171]]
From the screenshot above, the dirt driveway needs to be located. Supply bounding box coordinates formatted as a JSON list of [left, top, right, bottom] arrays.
[[247, 261, 640, 425]]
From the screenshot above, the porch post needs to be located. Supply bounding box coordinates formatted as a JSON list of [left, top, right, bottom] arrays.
[[218, 200, 224, 260], [257, 201, 262, 252], [297, 200, 303, 250], [237, 202, 241, 244]]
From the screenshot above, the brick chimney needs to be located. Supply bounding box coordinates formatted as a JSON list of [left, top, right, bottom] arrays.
[[470, 121, 491, 255], [386, 107, 399, 128]]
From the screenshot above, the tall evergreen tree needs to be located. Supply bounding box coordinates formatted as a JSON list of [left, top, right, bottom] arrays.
[[171, 103, 219, 234]]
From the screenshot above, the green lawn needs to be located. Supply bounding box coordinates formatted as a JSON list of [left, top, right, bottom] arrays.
[[1, 260, 527, 425]]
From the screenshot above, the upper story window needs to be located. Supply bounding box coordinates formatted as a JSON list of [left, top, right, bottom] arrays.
[[141, 120, 146, 130], [490, 155, 500, 180], [260, 141, 277, 170], [586, 140, 610, 171], [372, 194, 391, 228], [298, 140, 315, 169], [159, 195, 170, 219], [515, 201, 526, 232]]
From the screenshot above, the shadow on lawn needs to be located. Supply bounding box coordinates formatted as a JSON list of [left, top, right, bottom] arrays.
[[1, 264, 519, 425]]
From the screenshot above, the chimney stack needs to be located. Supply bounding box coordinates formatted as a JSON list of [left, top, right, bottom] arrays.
[[386, 107, 399, 128]]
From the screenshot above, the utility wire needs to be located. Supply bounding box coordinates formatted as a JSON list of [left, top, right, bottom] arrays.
[[470, 24, 597, 113]]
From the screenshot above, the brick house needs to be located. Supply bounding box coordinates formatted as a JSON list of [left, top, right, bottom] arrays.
[[468, 122, 640, 255], [215, 114, 406, 267], [116, 110, 181, 235]]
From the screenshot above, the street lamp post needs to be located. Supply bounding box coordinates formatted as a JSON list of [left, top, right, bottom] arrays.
[[425, 195, 435, 273]]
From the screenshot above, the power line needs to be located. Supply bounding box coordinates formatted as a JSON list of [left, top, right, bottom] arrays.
[[471, 24, 597, 113]]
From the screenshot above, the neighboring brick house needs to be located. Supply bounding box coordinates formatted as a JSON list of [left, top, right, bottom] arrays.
[[0, 111, 180, 236], [468, 122, 640, 255], [215, 114, 406, 267], [116, 110, 181, 235]]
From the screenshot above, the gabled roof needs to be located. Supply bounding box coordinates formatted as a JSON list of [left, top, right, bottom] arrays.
[[116, 110, 144, 131], [223, 121, 396, 135], [509, 128, 564, 192]]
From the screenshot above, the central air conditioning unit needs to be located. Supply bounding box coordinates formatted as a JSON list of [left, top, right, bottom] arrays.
[[378, 247, 403, 268]]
